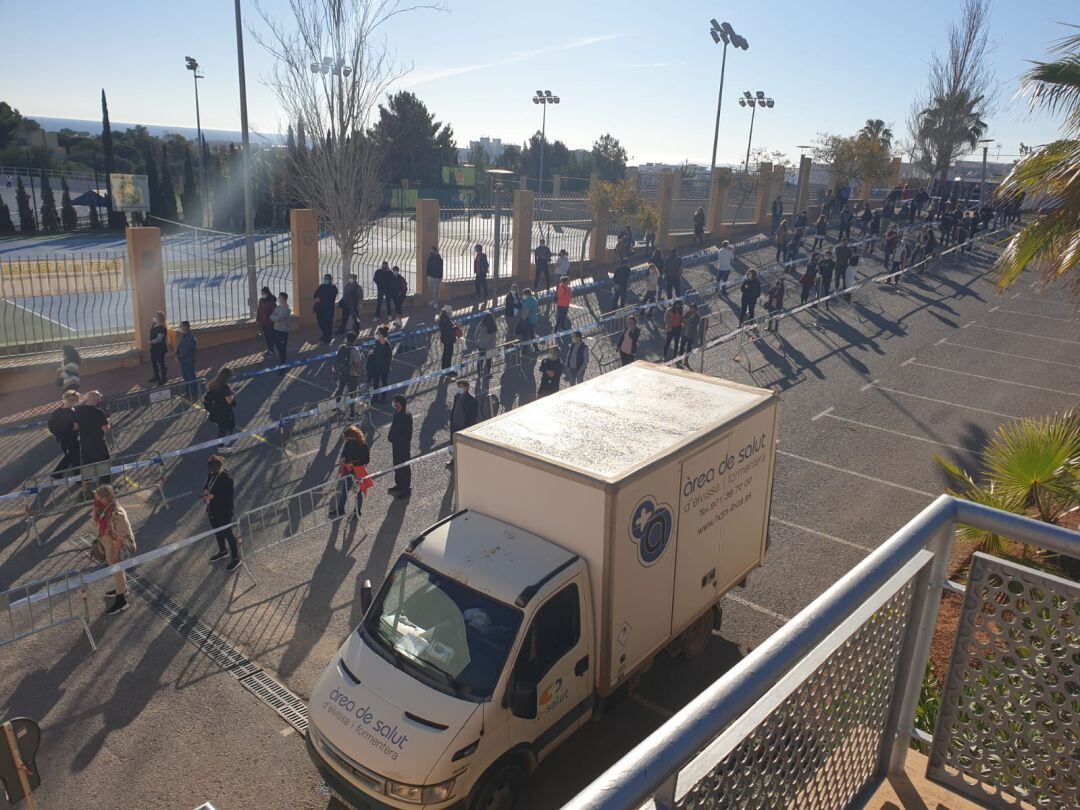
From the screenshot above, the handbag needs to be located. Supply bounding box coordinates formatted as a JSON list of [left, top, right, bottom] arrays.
[[89, 537, 107, 564], [453, 324, 464, 339]]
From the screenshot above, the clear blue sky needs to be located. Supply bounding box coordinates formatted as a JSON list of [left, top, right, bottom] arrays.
[[2, 0, 1073, 166]]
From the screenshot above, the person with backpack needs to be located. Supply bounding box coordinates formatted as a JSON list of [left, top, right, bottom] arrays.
[[555, 275, 572, 332], [175, 320, 198, 399], [476, 311, 497, 378], [390, 266, 407, 317], [203, 454, 240, 572], [335, 426, 372, 519], [256, 287, 277, 355], [49, 389, 81, 478], [739, 268, 762, 325], [565, 330, 589, 385], [372, 262, 393, 321], [611, 261, 631, 309], [268, 291, 292, 369], [438, 306, 459, 373], [533, 239, 552, 292], [537, 346, 563, 397], [204, 368, 237, 450], [333, 332, 364, 413], [367, 327, 393, 403], [313, 273, 338, 343], [473, 244, 490, 301], [338, 273, 362, 331], [426, 246, 444, 309], [518, 289, 539, 344]]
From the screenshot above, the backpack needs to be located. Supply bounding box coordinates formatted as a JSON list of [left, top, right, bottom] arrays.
[[334, 344, 354, 378]]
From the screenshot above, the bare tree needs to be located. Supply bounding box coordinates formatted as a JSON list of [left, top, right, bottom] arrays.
[[253, 0, 435, 277], [907, 0, 996, 184]]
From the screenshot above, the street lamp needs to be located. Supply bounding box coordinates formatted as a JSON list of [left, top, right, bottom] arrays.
[[976, 137, 993, 209], [184, 56, 210, 226], [485, 168, 515, 303], [310, 56, 352, 136], [233, 0, 257, 315], [738, 91, 774, 172], [708, 20, 749, 176], [531, 90, 559, 194]]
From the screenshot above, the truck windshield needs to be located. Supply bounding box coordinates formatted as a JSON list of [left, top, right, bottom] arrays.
[[361, 557, 522, 702]]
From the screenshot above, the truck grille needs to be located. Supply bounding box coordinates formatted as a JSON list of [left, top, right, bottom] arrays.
[[321, 734, 386, 792]]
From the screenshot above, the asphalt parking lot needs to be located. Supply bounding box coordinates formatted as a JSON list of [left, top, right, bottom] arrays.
[[0, 228, 1076, 810]]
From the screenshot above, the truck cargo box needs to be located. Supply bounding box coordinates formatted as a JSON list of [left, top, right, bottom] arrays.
[[454, 363, 780, 695]]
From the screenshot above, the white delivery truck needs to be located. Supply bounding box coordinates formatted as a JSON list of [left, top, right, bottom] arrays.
[[307, 363, 780, 810]]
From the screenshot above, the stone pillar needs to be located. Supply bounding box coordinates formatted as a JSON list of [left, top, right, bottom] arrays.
[[795, 155, 812, 217], [888, 157, 902, 190], [415, 199, 439, 300], [125, 227, 166, 360], [289, 208, 319, 328], [513, 189, 534, 283], [754, 161, 772, 228], [552, 175, 562, 196], [706, 167, 731, 237], [655, 171, 677, 250], [518, 174, 528, 191]]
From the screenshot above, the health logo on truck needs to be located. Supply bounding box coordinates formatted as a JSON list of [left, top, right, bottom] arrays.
[[629, 496, 674, 566]]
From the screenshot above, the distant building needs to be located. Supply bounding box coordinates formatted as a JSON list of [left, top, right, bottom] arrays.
[[468, 137, 506, 162]]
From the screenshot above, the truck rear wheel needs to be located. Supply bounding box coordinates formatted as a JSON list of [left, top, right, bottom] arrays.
[[682, 612, 713, 659], [470, 761, 526, 810]]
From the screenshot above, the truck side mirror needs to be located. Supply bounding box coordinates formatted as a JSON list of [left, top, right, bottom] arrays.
[[360, 579, 373, 615], [508, 679, 537, 720]]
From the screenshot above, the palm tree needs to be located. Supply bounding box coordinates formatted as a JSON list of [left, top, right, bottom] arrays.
[[859, 119, 893, 149], [916, 88, 988, 182], [993, 25, 1080, 295]]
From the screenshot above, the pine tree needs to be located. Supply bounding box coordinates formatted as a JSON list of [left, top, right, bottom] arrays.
[[0, 200, 15, 233], [101, 89, 121, 228], [60, 177, 78, 230], [159, 144, 178, 220], [181, 144, 201, 225], [15, 177, 35, 233], [39, 172, 60, 232], [144, 147, 161, 220]]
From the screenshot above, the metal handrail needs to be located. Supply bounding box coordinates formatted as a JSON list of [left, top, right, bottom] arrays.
[[563, 495, 1080, 809]]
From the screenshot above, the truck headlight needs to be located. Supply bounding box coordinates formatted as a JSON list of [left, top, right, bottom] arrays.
[[386, 777, 455, 804]]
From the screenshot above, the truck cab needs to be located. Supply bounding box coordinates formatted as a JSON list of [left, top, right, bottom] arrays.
[[307, 511, 596, 810]]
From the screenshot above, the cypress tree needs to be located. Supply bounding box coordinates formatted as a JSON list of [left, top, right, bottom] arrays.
[[61, 177, 78, 230], [15, 177, 35, 233], [40, 172, 60, 232], [181, 143, 201, 225], [159, 144, 178, 220], [144, 147, 162, 220], [0, 199, 15, 233], [101, 89, 120, 228]]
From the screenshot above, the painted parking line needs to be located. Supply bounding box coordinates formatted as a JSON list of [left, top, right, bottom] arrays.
[[988, 305, 1074, 323], [723, 592, 791, 624], [862, 381, 1020, 419], [963, 321, 1080, 345], [933, 337, 1080, 369], [900, 357, 1079, 396], [815, 409, 969, 452], [776, 450, 935, 497], [770, 516, 873, 553]]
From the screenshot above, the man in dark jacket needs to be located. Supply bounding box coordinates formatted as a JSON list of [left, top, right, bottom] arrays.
[[446, 379, 478, 468], [663, 248, 683, 300], [473, 244, 489, 301], [771, 195, 784, 234], [337, 273, 362, 333], [388, 395, 413, 497], [313, 273, 339, 343], [537, 347, 563, 397], [367, 327, 393, 403], [391, 266, 408, 317], [426, 246, 444, 309], [73, 390, 111, 488], [48, 389, 81, 478], [533, 239, 551, 292], [203, 455, 240, 571], [372, 262, 393, 320], [611, 262, 631, 309]]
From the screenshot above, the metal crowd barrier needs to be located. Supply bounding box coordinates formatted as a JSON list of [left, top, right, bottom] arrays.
[[237, 475, 355, 564], [21, 450, 170, 544], [277, 395, 375, 452], [108, 377, 207, 438], [0, 569, 97, 652]]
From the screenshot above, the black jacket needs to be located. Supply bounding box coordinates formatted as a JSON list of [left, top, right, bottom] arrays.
[[450, 392, 478, 432], [388, 410, 413, 452], [426, 252, 444, 279], [314, 282, 338, 311], [439, 315, 457, 346], [48, 406, 77, 444], [73, 403, 110, 463], [613, 264, 631, 288], [368, 340, 393, 374], [533, 245, 551, 266], [373, 266, 393, 290], [204, 471, 234, 522], [740, 277, 762, 302]]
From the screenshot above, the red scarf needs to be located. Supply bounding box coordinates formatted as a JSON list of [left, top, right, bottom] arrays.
[[94, 499, 115, 536]]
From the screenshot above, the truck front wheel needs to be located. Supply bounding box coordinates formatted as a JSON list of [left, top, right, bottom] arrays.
[[682, 611, 713, 659], [470, 761, 526, 810]]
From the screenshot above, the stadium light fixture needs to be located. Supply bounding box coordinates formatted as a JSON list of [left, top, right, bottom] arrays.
[[708, 21, 749, 176]]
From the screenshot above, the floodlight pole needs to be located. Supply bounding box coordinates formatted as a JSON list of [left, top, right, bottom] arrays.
[[709, 39, 729, 176], [234, 0, 258, 316], [743, 102, 758, 172], [539, 102, 547, 195]]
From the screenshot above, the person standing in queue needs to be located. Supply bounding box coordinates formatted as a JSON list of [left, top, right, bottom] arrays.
[[74, 390, 112, 493], [537, 346, 563, 397], [390, 266, 407, 318], [446, 379, 478, 468], [148, 310, 169, 384], [555, 275, 572, 332], [48, 389, 81, 478], [93, 484, 136, 615], [564, 331, 589, 385], [339, 273, 362, 332], [739, 268, 762, 325], [333, 332, 364, 416], [367, 326, 393, 403], [438, 305, 459, 374], [476, 311, 498, 379], [618, 315, 640, 366], [203, 455, 240, 571], [611, 261, 631, 310], [533, 239, 552, 292], [503, 284, 522, 337], [426, 246, 444, 309], [335, 426, 372, 519], [313, 273, 338, 343], [269, 291, 292, 370], [175, 320, 198, 399], [664, 300, 684, 360], [764, 276, 785, 333], [256, 287, 277, 355], [678, 304, 702, 368], [388, 395, 413, 498], [204, 368, 238, 450], [518, 289, 539, 345], [473, 244, 490, 302], [372, 262, 393, 322]]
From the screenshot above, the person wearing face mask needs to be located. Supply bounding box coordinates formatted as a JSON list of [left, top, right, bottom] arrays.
[[537, 346, 563, 397], [565, 331, 589, 385], [446, 379, 478, 468], [313, 273, 339, 343], [504, 284, 522, 337], [390, 265, 407, 317], [268, 291, 292, 370], [148, 310, 169, 384], [92, 484, 136, 615], [367, 326, 393, 403], [203, 455, 240, 572]]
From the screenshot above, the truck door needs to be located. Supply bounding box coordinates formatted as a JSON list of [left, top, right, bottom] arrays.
[[504, 579, 592, 760]]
